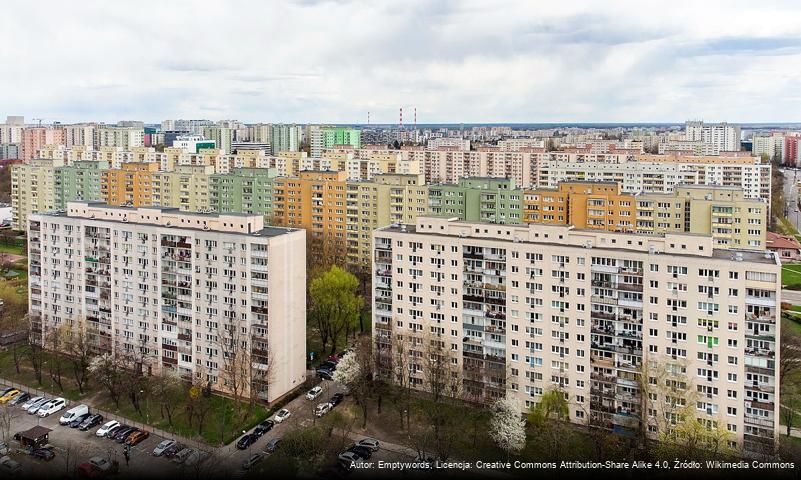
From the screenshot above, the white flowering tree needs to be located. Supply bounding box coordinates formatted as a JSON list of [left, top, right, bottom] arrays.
[[489, 398, 526, 459], [332, 351, 360, 390]]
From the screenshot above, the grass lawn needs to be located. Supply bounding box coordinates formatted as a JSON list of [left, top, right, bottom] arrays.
[[0, 243, 25, 256], [783, 264, 801, 287]]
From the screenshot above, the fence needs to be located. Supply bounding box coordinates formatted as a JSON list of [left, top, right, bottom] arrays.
[[0, 376, 210, 455]]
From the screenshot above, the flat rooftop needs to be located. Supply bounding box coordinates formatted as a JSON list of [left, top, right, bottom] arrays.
[[378, 221, 777, 265]]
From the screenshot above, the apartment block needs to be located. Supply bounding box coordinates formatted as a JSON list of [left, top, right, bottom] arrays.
[[685, 121, 741, 155], [97, 126, 145, 151], [28, 202, 307, 402], [11, 159, 61, 230], [310, 127, 361, 158], [101, 162, 158, 207], [346, 173, 427, 268], [540, 158, 771, 205], [152, 165, 214, 212], [523, 182, 767, 249], [372, 217, 780, 456], [54, 160, 109, 209], [210, 168, 277, 218], [22, 126, 66, 161], [428, 177, 523, 224], [272, 170, 348, 256]]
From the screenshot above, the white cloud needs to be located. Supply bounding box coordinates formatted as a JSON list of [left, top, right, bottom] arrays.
[[2, 0, 801, 123]]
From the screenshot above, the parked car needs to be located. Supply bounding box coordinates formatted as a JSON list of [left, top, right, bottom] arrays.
[[306, 386, 323, 400], [0, 443, 8, 455], [74, 463, 103, 478], [320, 360, 337, 371], [95, 421, 120, 437], [79, 414, 104, 431], [242, 452, 263, 470], [31, 447, 55, 461], [21, 396, 45, 411], [329, 393, 344, 407], [60, 404, 89, 425], [316, 368, 333, 380], [356, 437, 380, 452], [348, 445, 372, 459], [327, 354, 340, 363], [236, 434, 258, 450], [163, 443, 185, 459], [105, 424, 127, 439], [0, 455, 21, 474], [338, 451, 362, 471], [69, 413, 92, 429], [264, 437, 281, 453], [89, 456, 113, 473], [125, 430, 149, 446], [153, 440, 176, 456], [8, 392, 29, 406], [113, 426, 136, 442], [38, 398, 67, 417], [315, 402, 332, 417], [26, 397, 50, 415], [0, 387, 15, 397], [172, 448, 194, 464], [253, 420, 274, 437], [0, 389, 20, 404], [116, 428, 140, 444], [273, 408, 291, 423]]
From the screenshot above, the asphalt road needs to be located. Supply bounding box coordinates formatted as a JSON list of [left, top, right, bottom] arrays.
[[781, 168, 801, 231]]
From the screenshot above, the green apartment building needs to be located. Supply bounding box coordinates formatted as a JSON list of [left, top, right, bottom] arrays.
[[54, 160, 109, 209], [210, 167, 277, 218], [427, 177, 523, 224]]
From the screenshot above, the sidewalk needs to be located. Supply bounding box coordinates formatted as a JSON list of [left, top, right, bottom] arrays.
[[0, 376, 212, 454]]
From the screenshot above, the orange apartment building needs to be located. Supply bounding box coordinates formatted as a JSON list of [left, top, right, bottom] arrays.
[[523, 181, 637, 231], [272, 170, 348, 256], [101, 162, 158, 206]]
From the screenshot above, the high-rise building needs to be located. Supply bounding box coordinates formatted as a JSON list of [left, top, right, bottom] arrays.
[[272, 170, 348, 256], [202, 126, 233, 154], [172, 135, 216, 153], [271, 124, 301, 155], [427, 177, 523, 224], [96, 126, 145, 151], [310, 127, 361, 158], [152, 165, 214, 212], [522, 182, 767, 250], [751, 134, 784, 162], [27, 203, 307, 402], [684, 121, 741, 154], [22, 126, 66, 161], [54, 160, 109, 209], [210, 168, 277, 218], [346, 173, 427, 267], [372, 217, 780, 456], [63, 124, 97, 149], [11, 159, 61, 229], [101, 162, 158, 206]]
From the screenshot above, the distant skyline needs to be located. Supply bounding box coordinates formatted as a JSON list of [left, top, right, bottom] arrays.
[[4, 0, 801, 124]]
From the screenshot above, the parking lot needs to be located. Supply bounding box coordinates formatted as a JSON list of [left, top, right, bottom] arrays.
[[1, 376, 408, 478]]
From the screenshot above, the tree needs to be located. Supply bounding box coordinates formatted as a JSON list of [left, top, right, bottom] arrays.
[[153, 371, 186, 427], [0, 404, 17, 443], [781, 384, 801, 437], [488, 398, 526, 459], [88, 353, 125, 407], [308, 266, 362, 355], [332, 345, 371, 427], [217, 324, 251, 416], [527, 388, 569, 460], [44, 325, 65, 392], [64, 319, 94, 394]]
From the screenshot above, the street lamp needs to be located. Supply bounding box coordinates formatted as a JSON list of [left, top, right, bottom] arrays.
[[139, 389, 149, 424]]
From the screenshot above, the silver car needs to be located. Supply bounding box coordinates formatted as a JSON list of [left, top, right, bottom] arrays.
[[26, 397, 50, 415], [153, 440, 175, 456], [356, 437, 380, 452]]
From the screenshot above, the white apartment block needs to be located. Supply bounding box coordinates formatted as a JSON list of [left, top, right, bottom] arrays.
[[28, 202, 307, 403], [373, 217, 780, 456], [496, 138, 545, 151], [541, 160, 771, 204], [752, 134, 785, 161], [427, 138, 471, 150], [685, 121, 741, 155], [97, 126, 145, 150]]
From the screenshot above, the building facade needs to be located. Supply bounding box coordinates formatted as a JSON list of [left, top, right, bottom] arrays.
[[373, 217, 780, 456], [101, 162, 158, 207], [428, 177, 523, 224], [523, 182, 767, 250], [54, 160, 109, 209], [28, 202, 307, 402], [210, 168, 277, 218]]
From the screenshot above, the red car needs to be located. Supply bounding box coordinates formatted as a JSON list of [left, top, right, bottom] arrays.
[[74, 464, 103, 478]]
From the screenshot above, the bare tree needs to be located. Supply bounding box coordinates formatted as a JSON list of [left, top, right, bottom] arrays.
[[44, 324, 65, 392], [153, 370, 186, 427], [217, 324, 251, 416], [65, 317, 94, 394], [0, 404, 17, 443], [88, 352, 125, 407]]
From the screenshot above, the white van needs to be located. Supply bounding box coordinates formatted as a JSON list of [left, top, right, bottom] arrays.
[[59, 404, 88, 425]]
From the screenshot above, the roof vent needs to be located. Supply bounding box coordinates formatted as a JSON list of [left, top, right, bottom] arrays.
[[735, 252, 743, 262]]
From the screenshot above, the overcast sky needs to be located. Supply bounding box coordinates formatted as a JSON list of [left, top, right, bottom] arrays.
[[3, 0, 801, 124]]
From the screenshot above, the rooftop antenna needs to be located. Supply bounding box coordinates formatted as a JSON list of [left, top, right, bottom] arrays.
[[33, 118, 43, 127]]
